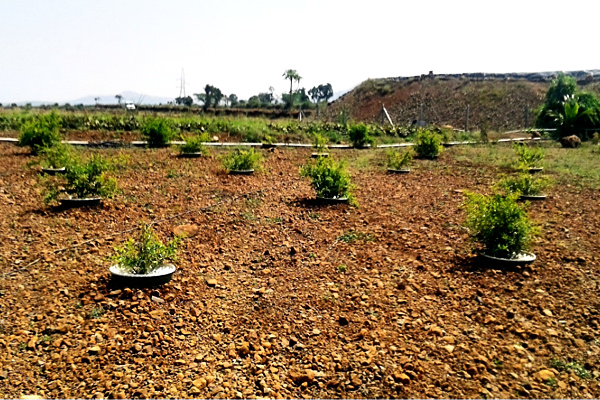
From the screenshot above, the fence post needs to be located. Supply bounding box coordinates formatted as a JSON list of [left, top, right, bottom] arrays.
[[465, 104, 470, 132]]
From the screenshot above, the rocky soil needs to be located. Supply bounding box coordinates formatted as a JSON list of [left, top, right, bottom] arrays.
[[1, 142, 600, 399]]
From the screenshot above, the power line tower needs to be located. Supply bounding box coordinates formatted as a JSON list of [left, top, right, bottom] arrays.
[[178, 69, 186, 98]]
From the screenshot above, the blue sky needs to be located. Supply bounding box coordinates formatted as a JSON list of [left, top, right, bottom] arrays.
[[1, 0, 598, 104]]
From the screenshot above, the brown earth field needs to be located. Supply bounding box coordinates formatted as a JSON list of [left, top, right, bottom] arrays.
[[1, 141, 600, 399]]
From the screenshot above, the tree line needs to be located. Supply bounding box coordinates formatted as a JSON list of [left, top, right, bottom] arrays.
[[171, 69, 333, 113]]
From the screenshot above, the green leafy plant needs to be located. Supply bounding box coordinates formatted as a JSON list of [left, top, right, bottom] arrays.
[[39, 143, 75, 169], [338, 108, 350, 125], [222, 148, 262, 171], [141, 117, 174, 147], [300, 156, 353, 200], [88, 306, 105, 319], [179, 133, 210, 154], [514, 144, 544, 170], [337, 230, 374, 243], [348, 123, 375, 148], [414, 129, 443, 158], [547, 95, 595, 139], [463, 192, 534, 258], [18, 112, 62, 154], [550, 359, 592, 379], [44, 155, 117, 203], [312, 133, 329, 153], [111, 223, 181, 275], [494, 173, 552, 196], [535, 73, 600, 140], [261, 134, 275, 146], [387, 148, 413, 170]]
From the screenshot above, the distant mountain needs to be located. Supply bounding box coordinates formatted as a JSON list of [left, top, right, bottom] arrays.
[[69, 91, 174, 106], [330, 86, 354, 102], [13, 91, 175, 106]]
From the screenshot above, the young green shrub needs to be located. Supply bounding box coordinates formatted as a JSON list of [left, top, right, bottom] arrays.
[[387, 148, 413, 170], [514, 144, 544, 170], [463, 192, 534, 258], [348, 123, 375, 148], [300, 156, 353, 200], [111, 223, 181, 275], [222, 148, 262, 171], [18, 112, 62, 154], [179, 133, 210, 155], [44, 155, 117, 203], [494, 173, 552, 196], [312, 133, 329, 153], [141, 117, 174, 147], [261, 134, 275, 146], [414, 129, 443, 158], [40, 143, 75, 169]]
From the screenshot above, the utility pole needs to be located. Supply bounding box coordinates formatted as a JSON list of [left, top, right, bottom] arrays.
[[465, 104, 470, 132], [178, 68, 186, 98]]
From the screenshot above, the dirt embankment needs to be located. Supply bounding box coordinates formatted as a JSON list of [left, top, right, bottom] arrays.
[[327, 75, 600, 132]]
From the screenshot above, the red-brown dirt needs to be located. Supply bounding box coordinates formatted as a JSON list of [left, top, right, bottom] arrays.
[[1, 142, 600, 399]]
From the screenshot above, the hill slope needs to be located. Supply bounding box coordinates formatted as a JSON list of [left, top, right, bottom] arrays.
[[327, 71, 600, 131]]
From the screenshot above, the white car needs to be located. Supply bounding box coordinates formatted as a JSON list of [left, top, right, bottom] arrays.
[[125, 103, 136, 110]]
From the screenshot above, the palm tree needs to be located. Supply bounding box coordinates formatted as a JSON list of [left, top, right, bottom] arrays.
[[282, 69, 301, 108], [548, 95, 595, 138]]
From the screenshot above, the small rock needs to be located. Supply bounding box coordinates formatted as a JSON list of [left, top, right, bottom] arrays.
[[542, 309, 553, 316], [393, 372, 411, 384], [537, 369, 555, 381], [560, 135, 582, 148], [443, 345, 455, 353], [289, 369, 318, 384], [88, 346, 101, 355], [350, 373, 362, 386], [192, 378, 207, 389], [558, 380, 567, 389], [253, 287, 266, 295], [442, 336, 455, 344], [151, 296, 164, 303], [338, 316, 349, 326], [312, 329, 321, 336], [206, 279, 218, 287], [429, 326, 444, 336], [238, 342, 250, 356], [173, 224, 199, 238]]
